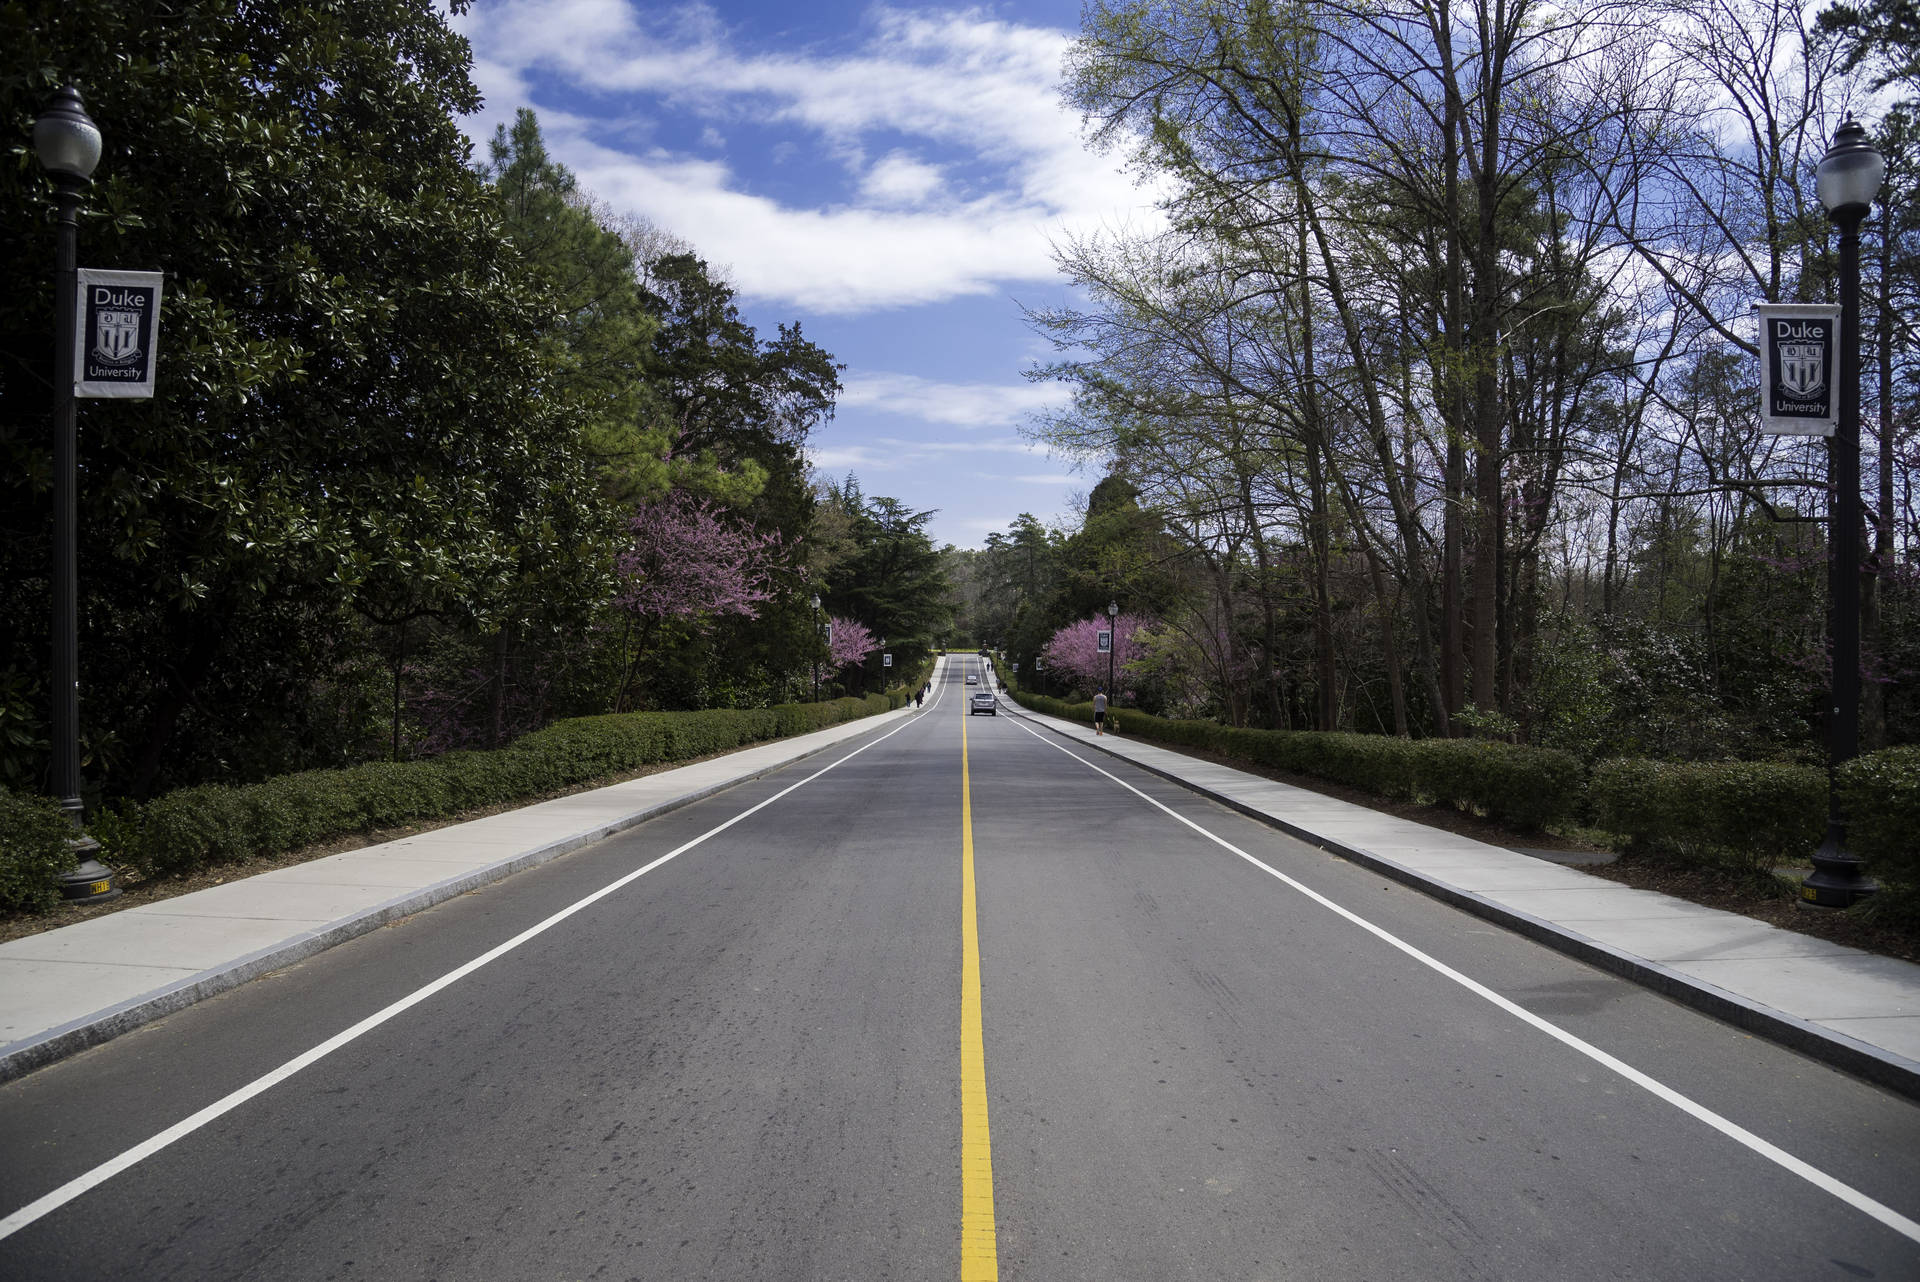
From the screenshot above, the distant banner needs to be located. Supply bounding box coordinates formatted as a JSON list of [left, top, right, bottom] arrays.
[[1756, 303, 1841, 435], [1097, 629, 1112, 654], [75, 269, 164, 399]]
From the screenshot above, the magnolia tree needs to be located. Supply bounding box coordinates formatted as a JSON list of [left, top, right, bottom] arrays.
[[1041, 613, 1152, 699], [812, 615, 877, 689]]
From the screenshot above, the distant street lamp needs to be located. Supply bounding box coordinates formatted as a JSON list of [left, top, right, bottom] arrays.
[[1106, 599, 1119, 704], [35, 86, 117, 903], [810, 593, 821, 703], [1803, 117, 1884, 909]]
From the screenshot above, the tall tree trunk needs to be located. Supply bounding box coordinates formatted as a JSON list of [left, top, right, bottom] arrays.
[[1364, 544, 1409, 736], [390, 620, 407, 763], [1469, 147, 1504, 714], [127, 622, 223, 798], [1863, 214, 1895, 748], [1238, 468, 1285, 730], [488, 622, 513, 748], [1305, 439, 1338, 731], [1298, 208, 1336, 731], [1444, 436, 1466, 728], [1441, 81, 1467, 734], [1293, 172, 1448, 733]]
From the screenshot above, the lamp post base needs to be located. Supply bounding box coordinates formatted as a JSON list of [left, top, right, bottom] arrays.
[[1800, 820, 1878, 909], [56, 835, 120, 903]]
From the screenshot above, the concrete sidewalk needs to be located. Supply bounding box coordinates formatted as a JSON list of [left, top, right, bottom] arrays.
[[0, 696, 926, 1084], [1005, 700, 1920, 1101]]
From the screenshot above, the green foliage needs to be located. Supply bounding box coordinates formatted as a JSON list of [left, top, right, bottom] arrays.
[[1012, 693, 1583, 829], [131, 784, 255, 875], [819, 480, 953, 689], [1818, 0, 1920, 94], [970, 513, 1067, 690], [73, 695, 896, 893], [0, 788, 78, 912], [2, 1, 606, 797], [484, 109, 668, 507], [1589, 758, 1826, 876], [1838, 746, 1920, 890], [1523, 612, 1820, 764], [1452, 703, 1520, 741]]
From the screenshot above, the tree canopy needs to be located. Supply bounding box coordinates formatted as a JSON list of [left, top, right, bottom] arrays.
[[0, 2, 948, 801]]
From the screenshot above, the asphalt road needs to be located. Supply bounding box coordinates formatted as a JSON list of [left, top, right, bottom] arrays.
[[2, 657, 1918, 1280]]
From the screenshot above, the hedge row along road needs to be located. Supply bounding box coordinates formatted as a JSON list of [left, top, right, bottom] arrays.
[[1, 657, 1916, 1279]]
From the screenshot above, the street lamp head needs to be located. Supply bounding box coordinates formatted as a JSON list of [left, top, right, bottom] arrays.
[[810, 593, 820, 611], [1107, 600, 1118, 618], [34, 86, 102, 182], [1816, 116, 1884, 220]]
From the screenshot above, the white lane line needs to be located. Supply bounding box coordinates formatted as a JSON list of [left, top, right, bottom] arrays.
[[1000, 715, 1920, 1246], [0, 705, 934, 1243]]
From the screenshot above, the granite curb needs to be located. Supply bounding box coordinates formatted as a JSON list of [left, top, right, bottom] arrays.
[[1004, 700, 1920, 1103]]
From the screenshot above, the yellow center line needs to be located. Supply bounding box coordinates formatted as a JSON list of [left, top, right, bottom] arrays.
[[959, 710, 999, 1280]]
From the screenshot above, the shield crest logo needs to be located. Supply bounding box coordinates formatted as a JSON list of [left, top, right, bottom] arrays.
[[92, 308, 143, 365], [1779, 341, 1825, 400]]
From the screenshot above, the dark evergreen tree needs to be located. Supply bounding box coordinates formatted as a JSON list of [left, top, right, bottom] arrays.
[[0, 0, 598, 792]]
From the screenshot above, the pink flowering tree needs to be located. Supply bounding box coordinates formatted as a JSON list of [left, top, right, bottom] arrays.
[[812, 615, 876, 691], [1040, 613, 1152, 699], [617, 493, 778, 623], [613, 492, 779, 709]]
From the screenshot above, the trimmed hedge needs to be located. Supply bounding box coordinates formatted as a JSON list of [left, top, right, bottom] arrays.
[[1838, 746, 1920, 891], [50, 694, 899, 897], [0, 788, 79, 912], [1588, 758, 1826, 876], [1013, 692, 1919, 890], [1014, 694, 1583, 831]]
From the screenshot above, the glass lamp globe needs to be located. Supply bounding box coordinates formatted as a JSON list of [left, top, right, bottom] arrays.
[[1816, 117, 1885, 217], [34, 86, 102, 181]]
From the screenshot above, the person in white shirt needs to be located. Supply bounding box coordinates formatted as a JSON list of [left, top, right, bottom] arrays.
[[1093, 689, 1108, 736]]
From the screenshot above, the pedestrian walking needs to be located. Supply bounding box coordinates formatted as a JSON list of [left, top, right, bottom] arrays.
[[1093, 689, 1108, 736]]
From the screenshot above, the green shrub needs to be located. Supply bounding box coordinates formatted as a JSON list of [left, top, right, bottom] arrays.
[[437, 748, 541, 810], [1012, 696, 1585, 831], [83, 694, 902, 891], [136, 783, 255, 874], [341, 761, 453, 829], [241, 771, 357, 852], [0, 788, 78, 913], [1839, 746, 1920, 891], [1590, 757, 1826, 874], [1414, 739, 1584, 831]]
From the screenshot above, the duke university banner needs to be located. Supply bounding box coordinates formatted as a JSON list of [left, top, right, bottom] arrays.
[[74, 268, 164, 398], [1755, 302, 1841, 435]]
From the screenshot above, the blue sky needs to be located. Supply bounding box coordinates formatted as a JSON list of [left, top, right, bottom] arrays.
[[448, 0, 1165, 549]]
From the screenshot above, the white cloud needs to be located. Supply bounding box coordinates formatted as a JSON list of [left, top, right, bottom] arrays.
[[807, 444, 892, 472], [861, 151, 946, 206], [451, 2, 1164, 314], [839, 372, 1073, 427], [905, 437, 1043, 455]]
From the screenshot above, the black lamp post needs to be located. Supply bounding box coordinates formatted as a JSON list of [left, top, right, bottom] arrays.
[[810, 593, 821, 703], [1106, 599, 1118, 704], [35, 87, 118, 904], [1803, 117, 1884, 909]]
